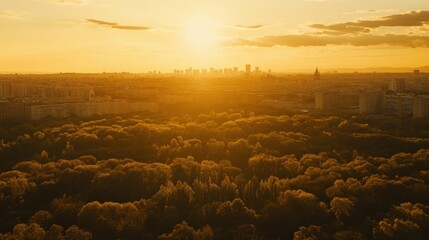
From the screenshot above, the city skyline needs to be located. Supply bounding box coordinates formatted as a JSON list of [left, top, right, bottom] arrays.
[[1, 0, 429, 73]]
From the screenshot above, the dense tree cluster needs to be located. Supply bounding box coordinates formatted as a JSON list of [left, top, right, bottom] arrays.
[[0, 112, 428, 239]]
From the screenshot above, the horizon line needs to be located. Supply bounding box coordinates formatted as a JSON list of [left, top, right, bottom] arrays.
[[0, 65, 428, 75]]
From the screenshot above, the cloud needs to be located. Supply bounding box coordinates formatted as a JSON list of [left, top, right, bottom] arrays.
[[86, 19, 151, 31], [224, 34, 429, 48], [86, 19, 116, 26], [37, 0, 85, 4], [0, 10, 26, 19], [343, 9, 398, 15], [235, 24, 264, 29], [112, 25, 150, 30], [311, 10, 429, 34]]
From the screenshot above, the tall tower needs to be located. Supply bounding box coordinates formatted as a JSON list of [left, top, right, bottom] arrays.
[[314, 68, 320, 81], [245, 64, 251, 76]]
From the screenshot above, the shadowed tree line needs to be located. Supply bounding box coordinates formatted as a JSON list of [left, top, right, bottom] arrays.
[[0, 111, 428, 239]]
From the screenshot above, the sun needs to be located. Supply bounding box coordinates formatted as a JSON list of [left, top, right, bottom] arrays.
[[183, 15, 221, 52]]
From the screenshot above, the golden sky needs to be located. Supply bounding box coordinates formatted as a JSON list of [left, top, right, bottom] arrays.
[[1, 0, 429, 73]]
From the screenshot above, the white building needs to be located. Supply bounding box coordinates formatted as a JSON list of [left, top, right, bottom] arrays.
[[359, 92, 383, 114], [389, 79, 406, 93], [413, 96, 429, 119], [28, 101, 159, 120], [383, 93, 413, 116]]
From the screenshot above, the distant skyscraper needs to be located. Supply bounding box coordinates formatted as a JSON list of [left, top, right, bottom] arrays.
[[185, 68, 193, 75], [314, 68, 320, 81], [245, 64, 251, 76]]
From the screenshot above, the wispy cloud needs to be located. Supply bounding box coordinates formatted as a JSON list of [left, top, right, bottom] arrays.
[[86, 19, 151, 31], [343, 9, 398, 15], [226, 9, 429, 49], [310, 10, 429, 34], [0, 10, 26, 20], [86, 19, 117, 26], [37, 0, 86, 4], [111, 25, 150, 30], [224, 34, 429, 48], [235, 24, 265, 29]]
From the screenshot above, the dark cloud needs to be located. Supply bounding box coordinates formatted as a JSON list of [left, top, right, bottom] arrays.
[[112, 25, 151, 30], [85, 18, 151, 31], [224, 34, 429, 48], [310, 10, 429, 34], [311, 23, 370, 34], [86, 19, 117, 26], [227, 11, 429, 48], [235, 24, 264, 29]]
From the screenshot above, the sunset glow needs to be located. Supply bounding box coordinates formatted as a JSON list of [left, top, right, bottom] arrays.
[[183, 15, 221, 52], [1, 0, 429, 72]]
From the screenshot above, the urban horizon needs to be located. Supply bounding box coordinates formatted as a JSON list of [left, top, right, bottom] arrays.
[[2, 65, 429, 75]]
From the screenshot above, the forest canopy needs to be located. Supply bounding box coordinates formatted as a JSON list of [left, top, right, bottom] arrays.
[[0, 111, 428, 239]]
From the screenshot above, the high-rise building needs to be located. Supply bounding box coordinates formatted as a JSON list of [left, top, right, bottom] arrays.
[[0, 82, 12, 99], [0, 102, 26, 120], [359, 91, 383, 114], [383, 93, 413, 116], [389, 79, 406, 93], [315, 91, 359, 111], [315, 92, 330, 110], [27, 101, 159, 120], [11, 84, 27, 98], [413, 96, 429, 119], [314, 68, 320, 81], [245, 64, 251, 76]]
